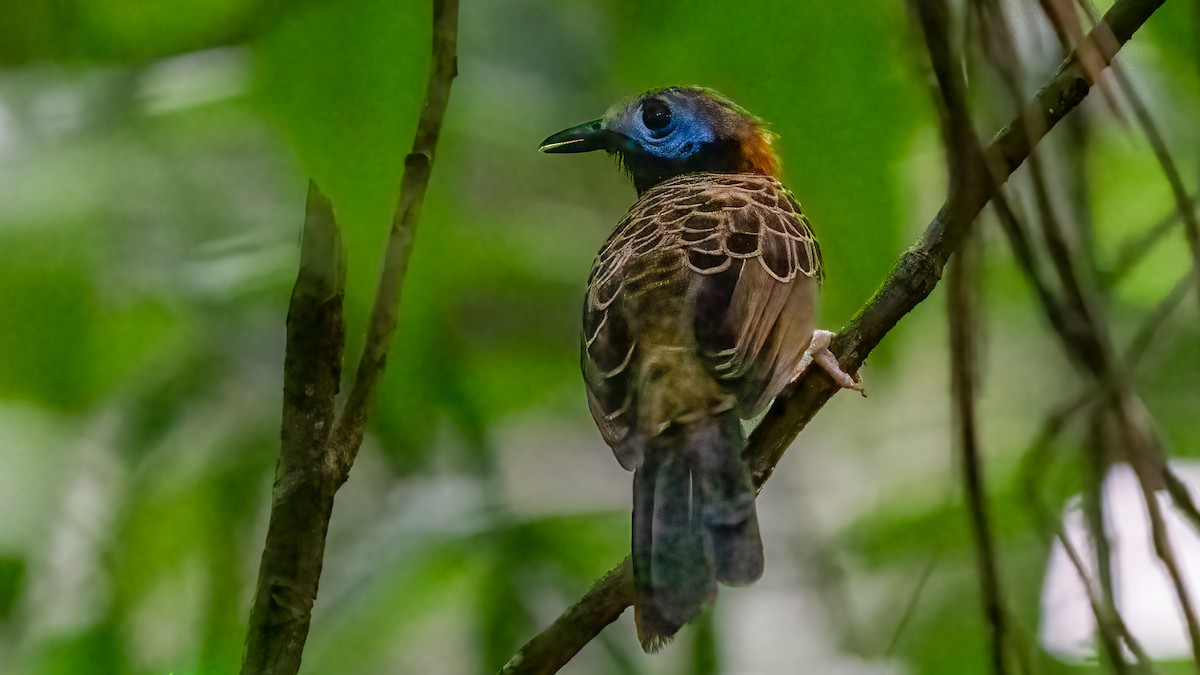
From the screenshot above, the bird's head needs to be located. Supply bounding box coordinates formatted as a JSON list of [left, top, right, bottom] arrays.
[[540, 87, 779, 194]]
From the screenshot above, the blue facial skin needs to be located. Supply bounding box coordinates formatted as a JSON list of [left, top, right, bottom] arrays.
[[539, 87, 756, 194], [601, 94, 716, 162]]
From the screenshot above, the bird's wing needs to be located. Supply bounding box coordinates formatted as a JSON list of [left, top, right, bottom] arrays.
[[581, 188, 677, 468], [685, 174, 823, 417]]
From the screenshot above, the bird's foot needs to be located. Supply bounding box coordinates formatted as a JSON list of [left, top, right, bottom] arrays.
[[797, 329, 866, 396]]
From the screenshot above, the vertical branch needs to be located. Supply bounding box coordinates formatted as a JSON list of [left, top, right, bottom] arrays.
[[916, 1, 1010, 670], [242, 184, 346, 675], [1084, 408, 1120, 647], [909, 0, 987, 196], [240, 3, 459, 674], [949, 237, 1009, 675]]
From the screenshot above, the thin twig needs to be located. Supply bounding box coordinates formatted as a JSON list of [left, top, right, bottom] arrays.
[[1086, 408, 1125, 662], [1076, 0, 1200, 318], [1135, 465, 1200, 669], [1018, 270, 1194, 668], [885, 553, 941, 657], [1021, 410, 1154, 672], [1105, 202, 1195, 287], [949, 236, 1009, 675], [1125, 272, 1193, 367], [499, 2, 1166, 672], [1053, 525, 1156, 673], [329, 0, 460, 477]]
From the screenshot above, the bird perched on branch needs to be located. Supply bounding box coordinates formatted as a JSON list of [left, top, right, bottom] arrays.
[[540, 86, 862, 651]]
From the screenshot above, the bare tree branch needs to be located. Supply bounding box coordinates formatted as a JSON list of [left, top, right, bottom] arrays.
[[499, 1, 1166, 672], [239, 3, 459, 673], [241, 184, 346, 675]]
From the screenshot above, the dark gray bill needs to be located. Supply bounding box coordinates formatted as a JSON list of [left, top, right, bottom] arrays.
[[538, 119, 609, 153]]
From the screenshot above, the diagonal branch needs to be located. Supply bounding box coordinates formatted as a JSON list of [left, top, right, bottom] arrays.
[[500, 1, 1165, 673]]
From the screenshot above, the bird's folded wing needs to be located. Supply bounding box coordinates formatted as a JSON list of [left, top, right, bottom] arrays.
[[581, 174, 824, 462], [683, 175, 822, 416]]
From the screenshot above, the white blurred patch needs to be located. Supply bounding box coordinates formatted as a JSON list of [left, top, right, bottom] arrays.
[[138, 47, 250, 115], [724, 580, 903, 675], [1040, 461, 1200, 662], [24, 412, 126, 638], [180, 232, 295, 300]]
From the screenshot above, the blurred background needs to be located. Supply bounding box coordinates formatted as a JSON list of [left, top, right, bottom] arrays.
[[1, 1, 1199, 673]]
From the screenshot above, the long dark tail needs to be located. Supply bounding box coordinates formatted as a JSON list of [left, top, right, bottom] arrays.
[[631, 411, 764, 651]]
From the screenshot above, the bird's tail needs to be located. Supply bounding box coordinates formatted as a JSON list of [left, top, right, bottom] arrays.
[[631, 411, 764, 651]]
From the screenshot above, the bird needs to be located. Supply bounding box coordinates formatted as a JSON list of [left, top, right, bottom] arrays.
[[540, 86, 862, 652]]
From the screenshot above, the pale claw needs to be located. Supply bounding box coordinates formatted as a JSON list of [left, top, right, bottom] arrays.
[[798, 329, 866, 397]]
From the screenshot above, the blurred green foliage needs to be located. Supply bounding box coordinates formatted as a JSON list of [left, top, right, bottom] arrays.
[[0, 1, 1198, 674]]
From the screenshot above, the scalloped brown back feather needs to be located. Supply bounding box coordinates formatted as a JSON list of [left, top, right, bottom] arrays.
[[582, 172, 822, 453]]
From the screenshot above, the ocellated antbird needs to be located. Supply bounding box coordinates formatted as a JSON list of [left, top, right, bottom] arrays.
[[541, 86, 862, 652]]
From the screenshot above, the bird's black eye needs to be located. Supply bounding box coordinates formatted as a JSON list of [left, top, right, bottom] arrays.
[[641, 99, 671, 133]]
